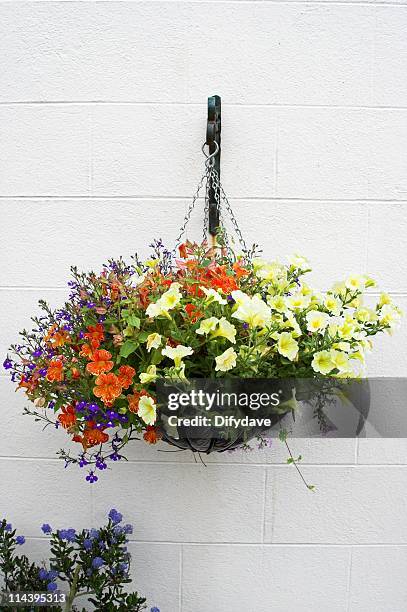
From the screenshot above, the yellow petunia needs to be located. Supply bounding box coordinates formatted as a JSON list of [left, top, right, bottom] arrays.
[[196, 317, 219, 336], [200, 287, 227, 305], [138, 395, 157, 425], [324, 295, 341, 316], [277, 332, 299, 361], [232, 295, 272, 329], [345, 275, 365, 292], [329, 350, 351, 374], [146, 333, 162, 352], [139, 365, 158, 384], [268, 295, 288, 313], [161, 344, 194, 367], [211, 318, 237, 344], [287, 293, 311, 311], [290, 254, 310, 270], [311, 350, 334, 375], [215, 347, 237, 372], [306, 310, 330, 333]]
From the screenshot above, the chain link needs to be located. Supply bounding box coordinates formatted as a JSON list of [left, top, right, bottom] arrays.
[[174, 152, 248, 256], [207, 167, 248, 255], [173, 169, 208, 253]]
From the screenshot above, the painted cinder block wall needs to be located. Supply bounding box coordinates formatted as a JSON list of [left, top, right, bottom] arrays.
[[1, 2, 407, 611]]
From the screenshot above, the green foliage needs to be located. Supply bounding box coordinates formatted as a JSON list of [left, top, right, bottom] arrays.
[[0, 513, 149, 612]]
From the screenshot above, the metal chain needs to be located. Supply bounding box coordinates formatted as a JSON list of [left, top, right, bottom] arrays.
[[208, 166, 249, 255], [173, 169, 207, 252], [174, 147, 248, 256], [202, 168, 210, 243]]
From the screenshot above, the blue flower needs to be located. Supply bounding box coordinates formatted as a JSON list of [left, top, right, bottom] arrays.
[[47, 570, 58, 581], [58, 528, 76, 543], [79, 455, 89, 468], [86, 471, 98, 484], [92, 557, 104, 569], [95, 457, 107, 471], [16, 535, 25, 545], [38, 569, 48, 581], [41, 523, 52, 534], [89, 529, 100, 540], [151, 608, 160, 612], [47, 582, 57, 593], [83, 538, 92, 551], [3, 358, 13, 370], [5, 523, 12, 532], [108, 509, 122, 525], [123, 524, 133, 535]]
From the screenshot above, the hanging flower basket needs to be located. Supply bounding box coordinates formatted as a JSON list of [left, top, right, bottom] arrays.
[[3, 99, 403, 483]]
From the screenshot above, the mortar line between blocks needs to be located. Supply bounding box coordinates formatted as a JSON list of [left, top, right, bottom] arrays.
[[1, 456, 407, 467], [261, 466, 268, 543], [346, 547, 354, 612], [1, 195, 407, 203], [3, 455, 407, 467], [3, 100, 407, 109], [21, 536, 407, 547], [179, 544, 184, 612], [274, 109, 280, 198]]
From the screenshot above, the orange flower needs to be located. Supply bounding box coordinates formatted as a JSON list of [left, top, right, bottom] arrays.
[[117, 365, 135, 389], [44, 325, 70, 347], [73, 426, 109, 449], [178, 243, 188, 259], [110, 282, 120, 301], [86, 349, 114, 376], [233, 261, 250, 280], [80, 344, 94, 360], [46, 360, 64, 382], [58, 405, 77, 429], [93, 372, 122, 405], [52, 330, 70, 347], [84, 324, 105, 348], [127, 392, 140, 413], [127, 389, 151, 413], [185, 303, 203, 323], [18, 375, 39, 393], [71, 367, 81, 380], [208, 265, 238, 293], [83, 427, 109, 447], [143, 425, 161, 444]]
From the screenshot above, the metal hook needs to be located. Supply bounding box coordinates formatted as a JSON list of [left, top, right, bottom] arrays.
[[206, 95, 221, 237], [202, 140, 219, 165]]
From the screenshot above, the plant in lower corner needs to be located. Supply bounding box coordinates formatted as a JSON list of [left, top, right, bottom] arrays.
[[0, 510, 158, 612], [4, 240, 402, 483]]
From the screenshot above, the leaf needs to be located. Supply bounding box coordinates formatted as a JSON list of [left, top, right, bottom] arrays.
[[150, 349, 164, 365], [120, 340, 139, 358], [278, 429, 288, 443], [137, 331, 150, 343], [121, 310, 141, 328], [126, 315, 140, 328]]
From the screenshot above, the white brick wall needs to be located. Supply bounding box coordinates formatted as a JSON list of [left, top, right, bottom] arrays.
[[1, 2, 407, 611]]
